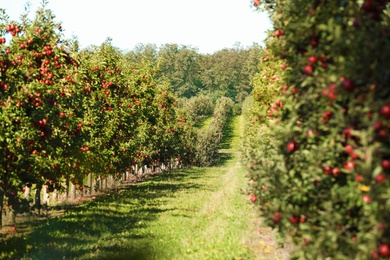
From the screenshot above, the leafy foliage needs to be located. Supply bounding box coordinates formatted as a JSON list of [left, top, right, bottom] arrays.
[[194, 97, 234, 166], [0, 3, 195, 229], [125, 43, 263, 104], [243, 0, 390, 258]]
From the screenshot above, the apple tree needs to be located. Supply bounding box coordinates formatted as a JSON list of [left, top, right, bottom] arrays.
[[244, 0, 390, 258]]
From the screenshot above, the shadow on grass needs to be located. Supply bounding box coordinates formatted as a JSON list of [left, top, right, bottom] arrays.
[[212, 116, 237, 167], [0, 168, 204, 260], [214, 152, 234, 167], [220, 116, 235, 150], [193, 115, 212, 130]]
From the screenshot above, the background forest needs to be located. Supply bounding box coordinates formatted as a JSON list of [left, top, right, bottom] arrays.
[[125, 42, 262, 115]]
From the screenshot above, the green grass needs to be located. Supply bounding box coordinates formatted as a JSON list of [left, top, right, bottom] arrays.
[[1, 116, 259, 260], [193, 116, 213, 130], [220, 116, 241, 152]]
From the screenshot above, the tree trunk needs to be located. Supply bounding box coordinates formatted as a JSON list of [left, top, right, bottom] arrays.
[[106, 176, 111, 190], [79, 178, 83, 197], [42, 185, 48, 205], [6, 191, 19, 227], [98, 177, 102, 193], [0, 188, 4, 233], [109, 175, 114, 190], [35, 184, 42, 215], [9, 209, 16, 227], [24, 186, 30, 200], [65, 178, 70, 201], [51, 188, 58, 205], [70, 182, 76, 201], [102, 177, 107, 192], [87, 172, 92, 195]]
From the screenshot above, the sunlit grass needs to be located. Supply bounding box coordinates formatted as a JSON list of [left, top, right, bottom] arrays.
[[193, 115, 213, 130], [220, 115, 242, 152]]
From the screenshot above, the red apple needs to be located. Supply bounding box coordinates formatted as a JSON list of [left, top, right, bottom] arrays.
[[378, 223, 386, 231], [274, 30, 284, 37], [343, 161, 356, 171], [304, 65, 314, 75], [289, 215, 299, 224], [362, 0, 374, 11], [344, 144, 353, 154], [308, 55, 317, 64], [355, 174, 363, 182], [273, 212, 281, 223], [306, 129, 314, 138], [362, 195, 371, 203], [342, 78, 354, 91], [378, 129, 388, 139], [332, 167, 341, 177], [349, 152, 358, 160], [250, 194, 257, 203], [323, 165, 332, 175], [342, 128, 352, 138], [378, 244, 390, 257], [382, 160, 390, 170], [380, 104, 390, 118], [286, 141, 299, 152], [375, 173, 386, 183]]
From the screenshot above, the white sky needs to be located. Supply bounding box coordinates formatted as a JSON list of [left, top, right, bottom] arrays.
[[1, 0, 272, 54]]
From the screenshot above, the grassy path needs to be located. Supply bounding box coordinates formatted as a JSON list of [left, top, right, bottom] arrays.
[[1, 115, 286, 260], [144, 116, 253, 259]]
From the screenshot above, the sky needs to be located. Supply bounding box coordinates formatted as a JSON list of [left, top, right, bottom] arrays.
[[0, 0, 272, 54]]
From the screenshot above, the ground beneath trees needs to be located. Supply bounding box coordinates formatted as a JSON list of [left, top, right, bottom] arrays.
[[0, 116, 291, 259]]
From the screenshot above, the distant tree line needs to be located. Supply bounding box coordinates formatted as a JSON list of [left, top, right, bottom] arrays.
[[125, 43, 263, 112]]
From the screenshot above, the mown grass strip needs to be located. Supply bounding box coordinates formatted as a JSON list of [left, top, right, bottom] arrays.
[[193, 115, 213, 130]]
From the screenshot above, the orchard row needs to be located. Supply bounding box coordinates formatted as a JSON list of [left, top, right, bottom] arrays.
[[0, 6, 197, 228], [194, 96, 233, 166], [243, 0, 390, 258]]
